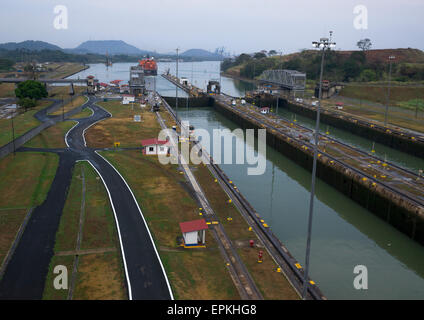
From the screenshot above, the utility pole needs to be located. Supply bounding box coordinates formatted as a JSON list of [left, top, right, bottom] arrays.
[[302, 34, 336, 300], [384, 55, 395, 126], [176, 47, 179, 122], [11, 110, 16, 156]]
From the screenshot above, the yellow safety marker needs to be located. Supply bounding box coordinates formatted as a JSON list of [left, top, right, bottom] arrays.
[[226, 263, 230, 266], [212, 221, 219, 225], [276, 267, 281, 273], [381, 175, 386, 178], [227, 217, 233, 221], [411, 137, 416, 140], [310, 280, 316, 285], [228, 199, 232, 203], [248, 227, 252, 231], [372, 182, 377, 187], [206, 222, 211, 225], [382, 163, 387, 167], [114, 142, 121, 148], [229, 180, 233, 184], [295, 263, 302, 269], [263, 223, 269, 228], [199, 212, 203, 216], [362, 177, 367, 181], [214, 178, 218, 182], [260, 219, 264, 223]]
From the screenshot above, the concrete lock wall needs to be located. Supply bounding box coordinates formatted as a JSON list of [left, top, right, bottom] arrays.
[[270, 97, 424, 158], [212, 100, 424, 246], [163, 96, 214, 109]]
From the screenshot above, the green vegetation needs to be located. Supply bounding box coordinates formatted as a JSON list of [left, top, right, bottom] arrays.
[[0, 58, 13, 71], [23, 120, 77, 149], [0, 152, 58, 208], [15, 80, 48, 111], [43, 161, 127, 300], [0, 100, 53, 147], [339, 85, 424, 109], [70, 107, 93, 119], [48, 96, 87, 116], [85, 101, 159, 148], [222, 48, 424, 83], [0, 152, 58, 271]]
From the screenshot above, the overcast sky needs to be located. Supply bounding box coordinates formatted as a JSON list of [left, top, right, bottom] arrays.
[[1, 0, 423, 54]]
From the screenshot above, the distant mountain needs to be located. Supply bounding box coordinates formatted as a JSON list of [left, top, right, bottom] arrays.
[[181, 49, 223, 60], [70, 40, 152, 56], [0, 40, 62, 51]]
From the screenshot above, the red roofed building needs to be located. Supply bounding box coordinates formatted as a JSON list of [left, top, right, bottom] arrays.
[[110, 80, 122, 86], [141, 138, 169, 155], [179, 219, 208, 247]]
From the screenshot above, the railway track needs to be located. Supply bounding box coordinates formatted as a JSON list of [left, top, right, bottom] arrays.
[[154, 101, 264, 300], [216, 93, 424, 208]]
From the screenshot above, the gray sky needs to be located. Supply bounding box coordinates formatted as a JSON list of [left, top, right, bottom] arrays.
[[1, 0, 423, 54]]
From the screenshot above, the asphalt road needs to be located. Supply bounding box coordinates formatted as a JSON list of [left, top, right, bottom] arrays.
[[0, 96, 172, 300]]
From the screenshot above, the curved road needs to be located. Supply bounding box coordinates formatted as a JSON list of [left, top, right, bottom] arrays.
[[0, 96, 173, 300]]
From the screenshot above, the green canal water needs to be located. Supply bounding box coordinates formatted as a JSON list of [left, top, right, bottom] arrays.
[[179, 107, 424, 300]]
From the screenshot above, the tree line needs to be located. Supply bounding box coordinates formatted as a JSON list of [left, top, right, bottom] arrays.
[[222, 49, 424, 83]]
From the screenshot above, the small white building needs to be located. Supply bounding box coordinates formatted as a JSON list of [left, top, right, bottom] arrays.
[[142, 138, 169, 155], [179, 219, 208, 247], [122, 94, 135, 105], [180, 77, 189, 86]]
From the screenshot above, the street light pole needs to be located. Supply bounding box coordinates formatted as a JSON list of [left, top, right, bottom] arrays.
[[384, 55, 396, 126], [302, 35, 336, 300], [11, 110, 16, 156], [176, 48, 179, 123]]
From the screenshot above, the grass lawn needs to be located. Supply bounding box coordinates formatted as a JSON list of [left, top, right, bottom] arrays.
[[85, 101, 159, 148], [48, 86, 86, 98], [0, 83, 15, 98], [0, 152, 58, 208], [0, 152, 58, 276], [43, 63, 87, 79], [340, 85, 424, 107], [43, 161, 127, 300], [70, 107, 93, 119], [0, 100, 52, 148], [0, 208, 27, 270], [102, 150, 239, 300], [23, 120, 77, 149], [48, 96, 87, 116]]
